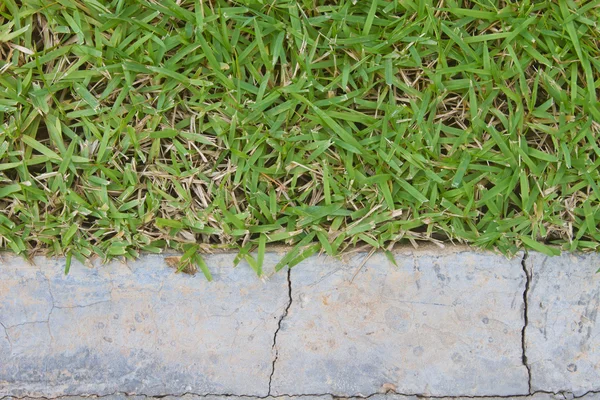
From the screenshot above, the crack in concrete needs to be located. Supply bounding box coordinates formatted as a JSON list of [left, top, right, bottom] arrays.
[[40, 268, 57, 344], [574, 390, 600, 398], [1, 268, 58, 334], [3, 390, 600, 400], [54, 300, 112, 310], [267, 267, 293, 396], [34, 265, 116, 346], [0, 320, 12, 352], [2, 320, 50, 329], [521, 252, 532, 393]]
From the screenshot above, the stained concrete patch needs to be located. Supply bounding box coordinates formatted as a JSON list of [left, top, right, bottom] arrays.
[[0, 253, 289, 398], [526, 252, 600, 396], [270, 250, 529, 397]]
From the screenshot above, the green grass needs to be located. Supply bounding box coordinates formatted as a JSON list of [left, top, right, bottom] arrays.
[[1, 0, 600, 277]]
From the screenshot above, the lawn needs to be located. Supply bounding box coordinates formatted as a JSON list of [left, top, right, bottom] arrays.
[[1, 0, 600, 277]]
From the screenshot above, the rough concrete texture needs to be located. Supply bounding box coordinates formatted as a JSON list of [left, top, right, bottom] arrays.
[[270, 249, 529, 397], [0, 253, 289, 397], [526, 253, 600, 396]]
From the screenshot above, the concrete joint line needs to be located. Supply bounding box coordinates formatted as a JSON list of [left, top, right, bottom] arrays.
[[520, 252, 532, 393], [3, 390, 600, 400], [268, 268, 293, 396]]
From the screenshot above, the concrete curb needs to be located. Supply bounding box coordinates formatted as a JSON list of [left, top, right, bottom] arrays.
[[0, 249, 599, 398]]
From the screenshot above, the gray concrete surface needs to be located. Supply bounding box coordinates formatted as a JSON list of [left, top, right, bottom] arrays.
[[525, 253, 600, 396], [271, 250, 528, 396], [1, 247, 599, 398], [0, 253, 288, 397]]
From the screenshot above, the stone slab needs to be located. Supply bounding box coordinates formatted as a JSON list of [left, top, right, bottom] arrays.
[[0, 253, 289, 397], [526, 252, 600, 395], [270, 249, 529, 397]]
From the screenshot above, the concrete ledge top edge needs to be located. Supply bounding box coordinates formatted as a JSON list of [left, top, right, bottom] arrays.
[[0, 243, 523, 261]]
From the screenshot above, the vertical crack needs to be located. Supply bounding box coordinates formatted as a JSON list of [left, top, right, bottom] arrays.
[[40, 268, 57, 345], [521, 252, 532, 393], [268, 267, 292, 396], [0, 320, 12, 353]]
